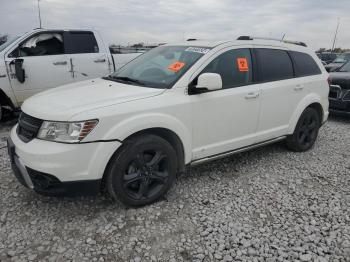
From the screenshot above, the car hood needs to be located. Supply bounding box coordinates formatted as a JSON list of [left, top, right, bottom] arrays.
[[329, 72, 350, 89], [21, 78, 166, 121]]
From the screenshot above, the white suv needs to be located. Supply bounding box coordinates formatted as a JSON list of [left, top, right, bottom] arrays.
[[8, 37, 329, 206]]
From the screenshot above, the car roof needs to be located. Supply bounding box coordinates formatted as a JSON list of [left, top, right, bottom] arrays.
[[32, 28, 96, 33], [164, 40, 230, 48], [165, 39, 309, 51]]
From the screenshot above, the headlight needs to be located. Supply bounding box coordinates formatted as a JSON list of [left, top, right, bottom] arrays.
[[37, 120, 98, 143]]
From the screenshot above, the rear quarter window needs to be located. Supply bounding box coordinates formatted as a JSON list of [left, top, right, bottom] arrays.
[[255, 49, 294, 82], [290, 51, 321, 77]]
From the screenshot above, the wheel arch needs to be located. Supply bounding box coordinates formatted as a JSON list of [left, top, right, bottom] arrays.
[[98, 113, 192, 188], [288, 94, 325, 134], [307, 103, 324, 123], [123, 128, 186, 172], [100, 126, 188, 193]]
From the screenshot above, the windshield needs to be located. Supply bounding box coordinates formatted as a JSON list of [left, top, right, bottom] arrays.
[[339, 61, 350, 72], [0, 36, 20, 53], [333, 53, 350, 63], [108, 45, 211, 89]]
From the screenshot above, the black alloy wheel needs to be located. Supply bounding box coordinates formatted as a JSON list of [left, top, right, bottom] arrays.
[[106, 134, 177, 207], [123, 149, 170, 200], [297, 112, 318, 148], [286, 107, 321, 152]]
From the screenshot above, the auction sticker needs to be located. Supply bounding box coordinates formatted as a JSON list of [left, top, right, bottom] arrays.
[[185, 47, 211, 54], [168, 61, 186, 72], [237, 57, 249, 72]]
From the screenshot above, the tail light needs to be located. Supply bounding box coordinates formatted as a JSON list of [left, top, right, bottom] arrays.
[[327, 76, 331, 86]]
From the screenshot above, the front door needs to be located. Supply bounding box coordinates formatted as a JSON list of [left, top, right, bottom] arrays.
[[5, 31, 72, 104], [191, 48, 261, 160]]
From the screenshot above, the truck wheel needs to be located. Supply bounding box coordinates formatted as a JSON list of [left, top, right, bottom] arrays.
[[106, 134, 178, 207], [286, 107, 321, 152]]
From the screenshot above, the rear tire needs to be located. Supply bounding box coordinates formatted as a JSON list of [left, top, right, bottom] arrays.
[[286, 107, 321, 152], [106, 134, 178, 207]]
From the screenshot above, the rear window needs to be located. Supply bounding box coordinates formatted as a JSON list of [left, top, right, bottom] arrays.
[[290, 51, 321, 77], [65, 32, 99, 54], [255, 49, 294, 82]]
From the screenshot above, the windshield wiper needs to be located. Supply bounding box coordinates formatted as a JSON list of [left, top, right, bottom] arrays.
[[103, 75, 145, 86]]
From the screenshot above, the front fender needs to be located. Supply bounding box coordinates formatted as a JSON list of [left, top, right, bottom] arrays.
[[103, 113, 192, 164], [288, 93, 325, 134]]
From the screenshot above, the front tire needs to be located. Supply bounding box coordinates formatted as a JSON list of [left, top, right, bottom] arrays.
[[286, 107, 321, 152], [106, 134, 178, 207]]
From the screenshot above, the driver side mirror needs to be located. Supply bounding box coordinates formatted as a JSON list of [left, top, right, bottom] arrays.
[[192, 73, 222, 94], [14, 59, 25, 83]]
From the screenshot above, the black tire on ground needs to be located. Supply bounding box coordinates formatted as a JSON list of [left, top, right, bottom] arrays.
[[286, 107, 321, 152], [106, 134, 178, 207]]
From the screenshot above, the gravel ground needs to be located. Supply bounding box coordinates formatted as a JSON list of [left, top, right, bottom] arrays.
[[0, 116, 349, 262]]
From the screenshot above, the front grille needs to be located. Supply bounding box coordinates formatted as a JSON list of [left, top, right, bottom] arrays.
[[337, 84, 350, 91], [16, 113, 43, 143], [332, 79, 350, 90], [329, 90, 338, 99], [329, 85, 341, 100]]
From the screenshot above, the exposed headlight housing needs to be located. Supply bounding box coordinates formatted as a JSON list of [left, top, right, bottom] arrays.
[[37, 120, 98, 143]]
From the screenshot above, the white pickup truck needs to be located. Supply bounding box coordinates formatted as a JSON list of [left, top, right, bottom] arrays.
[[0, 28, 142, 120]]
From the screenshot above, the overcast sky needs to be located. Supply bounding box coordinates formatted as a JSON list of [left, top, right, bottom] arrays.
[[1, 0, 349, 51]]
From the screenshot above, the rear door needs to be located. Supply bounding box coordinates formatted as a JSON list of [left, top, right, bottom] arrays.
[[64, 31, 109, 81], [253, 48, 304, 142], [4, 31, 72, 104]]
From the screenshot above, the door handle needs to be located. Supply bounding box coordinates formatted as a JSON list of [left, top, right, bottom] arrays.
[[245, 92, 259, 99], [94, 59, 106, 63], [294, 84, 304, 91], [53, 61, 67, 66], [0, 74, 6, 78]]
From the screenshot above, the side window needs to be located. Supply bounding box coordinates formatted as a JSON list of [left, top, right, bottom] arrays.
[[255, 49, 294, 82], [290, 51, 321, 77], [202, 48, 252, 89], [13, 33, 64, 57], [65, 32, 99, 54]]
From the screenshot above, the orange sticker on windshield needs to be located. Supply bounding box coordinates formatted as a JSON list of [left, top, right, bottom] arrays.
[[237, 58, 249, 72], [168, 61, 186, 72]]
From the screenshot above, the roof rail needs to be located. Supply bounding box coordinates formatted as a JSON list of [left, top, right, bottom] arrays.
[[237, 36, 307, 47]]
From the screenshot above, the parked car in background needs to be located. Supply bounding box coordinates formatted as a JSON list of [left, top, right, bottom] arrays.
[[0, 28, 143, 120], [325, 52, 350, 72], [8, 36, 329, 206], [316, 52, 338, 64], [329, 61, 350, 115]]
